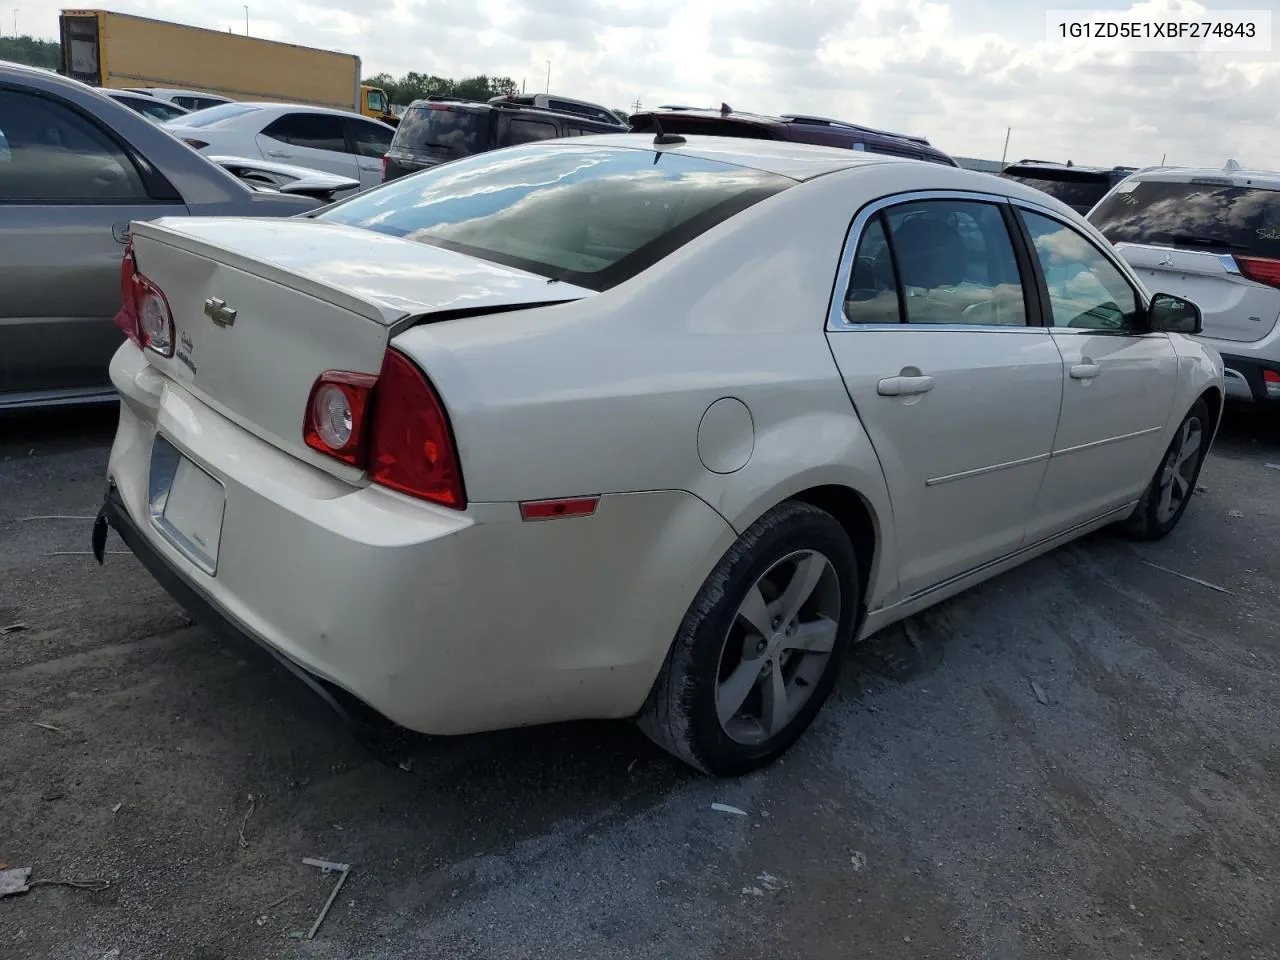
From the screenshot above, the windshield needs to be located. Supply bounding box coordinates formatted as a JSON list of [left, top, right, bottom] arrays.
[[392, 104, 490, 159], [1090, 179, 1280, 258], [1002, 172, 1111, 211], [318, 143, 793, 291], [168, 103, 259, 129]]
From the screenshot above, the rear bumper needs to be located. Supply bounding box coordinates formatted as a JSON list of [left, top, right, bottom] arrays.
[[97, 483, 387, 736], [101, 341, 735, 737], [1219, 352, 1280, 406]]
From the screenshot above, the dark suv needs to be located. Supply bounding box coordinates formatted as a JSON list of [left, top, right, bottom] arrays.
[[382, 96, 628, 182], [627, 106, 958, 166], [999, 160, 1137, 215]]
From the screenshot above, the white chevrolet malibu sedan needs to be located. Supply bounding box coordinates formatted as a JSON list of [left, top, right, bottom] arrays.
[[96, 134, 1224, 776]]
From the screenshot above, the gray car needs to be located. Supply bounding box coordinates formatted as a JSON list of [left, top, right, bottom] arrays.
[[0, 61, 317, 409]]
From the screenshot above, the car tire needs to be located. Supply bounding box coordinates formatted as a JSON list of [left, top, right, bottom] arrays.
[[1120, 398, 1211, 541], [637, 500, 859, 777]]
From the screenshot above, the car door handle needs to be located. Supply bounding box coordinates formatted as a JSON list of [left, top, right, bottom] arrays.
[[265, 150, 292, 159], [877, 375, 935, 397], [111, 222, 131, 244], [1070, 361, 1101, 380]]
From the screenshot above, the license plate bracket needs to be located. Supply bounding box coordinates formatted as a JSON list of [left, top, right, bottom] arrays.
[[148, 434, 225, 575]]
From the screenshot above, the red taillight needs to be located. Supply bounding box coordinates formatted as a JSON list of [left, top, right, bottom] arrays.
[[303, 371, 377, 466], [368, 350, 466, 508], [114, 238, 175, 357], [303, 350, 466, 509], [181, 138, 209, 150], [1235, 255, 1280, 289], [381, 154, 389, 180]]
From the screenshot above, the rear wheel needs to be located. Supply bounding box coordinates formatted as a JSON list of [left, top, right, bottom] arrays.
[[638, 501, 859, 776], [1121, 398, 1210, 540]]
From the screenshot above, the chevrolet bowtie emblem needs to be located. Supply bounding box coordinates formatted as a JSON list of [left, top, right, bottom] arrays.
[[203, 297, 237, 328]]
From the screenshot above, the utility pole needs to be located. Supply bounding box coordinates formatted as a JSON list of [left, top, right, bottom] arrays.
[[545, 60, 551, 93], [521, 77, 525, 94], [631, 97, 641, 113], [244, 5, 249, 35], [1000, 127, 1011, 166]]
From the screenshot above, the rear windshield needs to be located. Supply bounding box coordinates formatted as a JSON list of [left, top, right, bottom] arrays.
[[1002, 171, 1112, 210], [392, 104, 490, 159], [1089, 178, 1280, 258], [318, 143, 792, 291], [170, 103, 259, 128]]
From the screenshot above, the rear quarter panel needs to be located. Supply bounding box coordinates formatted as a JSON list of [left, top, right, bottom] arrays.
[[389, 163, 971, 611]]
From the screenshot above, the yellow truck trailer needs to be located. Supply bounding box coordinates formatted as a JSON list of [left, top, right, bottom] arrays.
[[58, 9, 397, 123]]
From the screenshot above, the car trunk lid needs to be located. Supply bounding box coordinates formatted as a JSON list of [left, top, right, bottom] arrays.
[[127, 217, 592, 475]]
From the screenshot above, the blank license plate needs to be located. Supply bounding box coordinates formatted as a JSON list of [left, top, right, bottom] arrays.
[[149, 436, 225, 575]]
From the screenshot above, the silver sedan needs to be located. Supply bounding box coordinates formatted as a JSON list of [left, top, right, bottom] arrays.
[[0, 63, 317, 410]]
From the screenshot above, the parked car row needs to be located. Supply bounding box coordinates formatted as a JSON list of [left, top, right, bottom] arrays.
[[381, 99, 958, 182]]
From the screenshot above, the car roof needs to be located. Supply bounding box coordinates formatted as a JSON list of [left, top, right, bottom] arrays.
[[404, 96, 626, 128], [1003, 159, 1132, 176], [630, 107, 952, 162], [565, 133, 940, 181], [129, 87, 232, 99], [1125, 162, 1280, 190]]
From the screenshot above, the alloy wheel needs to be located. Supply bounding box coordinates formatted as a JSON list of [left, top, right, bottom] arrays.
[[714, 549, 842, 745]]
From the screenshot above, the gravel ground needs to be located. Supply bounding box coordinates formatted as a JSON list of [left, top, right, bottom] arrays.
[[1, 405, 1278, 960]]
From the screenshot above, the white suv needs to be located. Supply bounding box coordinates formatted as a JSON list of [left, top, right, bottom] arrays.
[[1090, 161, 1280, 407]]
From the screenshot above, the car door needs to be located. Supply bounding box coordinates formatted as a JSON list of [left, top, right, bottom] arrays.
[[0, 86, 187, 403], [344, 117, 394, 189], [825, 192, 1065, 600], [1013, 204, 1180, 541], [255, 112, 359, 181]]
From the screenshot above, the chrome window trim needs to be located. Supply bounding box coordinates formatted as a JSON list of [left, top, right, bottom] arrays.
[[826, 188, 1045, 334]]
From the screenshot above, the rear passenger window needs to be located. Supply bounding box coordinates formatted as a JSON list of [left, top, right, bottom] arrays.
[[263, 113, 347, 153], [884, 200, 1028, 326], [843, 217, 901, 324], [503, 118, 558, 145]]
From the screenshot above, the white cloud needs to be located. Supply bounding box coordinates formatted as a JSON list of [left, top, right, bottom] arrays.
[[13, 0, 1278, 168]]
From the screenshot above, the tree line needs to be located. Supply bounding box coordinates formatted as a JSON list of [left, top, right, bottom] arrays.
[[0, 36, 59, 69], [364, 72, 520, 106]]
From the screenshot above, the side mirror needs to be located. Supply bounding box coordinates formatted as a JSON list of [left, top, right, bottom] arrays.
[[1148, 292, 1202, 335]]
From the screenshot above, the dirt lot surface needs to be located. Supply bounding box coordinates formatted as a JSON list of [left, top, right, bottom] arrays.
[[2, 406, 1278, 960]]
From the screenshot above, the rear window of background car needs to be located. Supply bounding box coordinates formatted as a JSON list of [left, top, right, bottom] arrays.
[[1001, 172, 1112, 211], [393, 105, 489, 158], [1090, 179, 1280, 259], [317, 143, 792, 291]]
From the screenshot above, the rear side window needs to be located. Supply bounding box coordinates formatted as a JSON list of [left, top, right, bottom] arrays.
[[263, 113, 347, 153], [318, 143, 792, 291], [844, 200, 1028, 326], [500, 117, 558, 146], [392, 105, 489, 159], [1090, 179, 1280, 258], [1002, 171, 1111, 211], [348, 118, 394, 158]]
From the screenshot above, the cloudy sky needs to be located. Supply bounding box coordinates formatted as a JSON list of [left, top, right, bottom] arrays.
[[12, 0, 1279, 167]]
